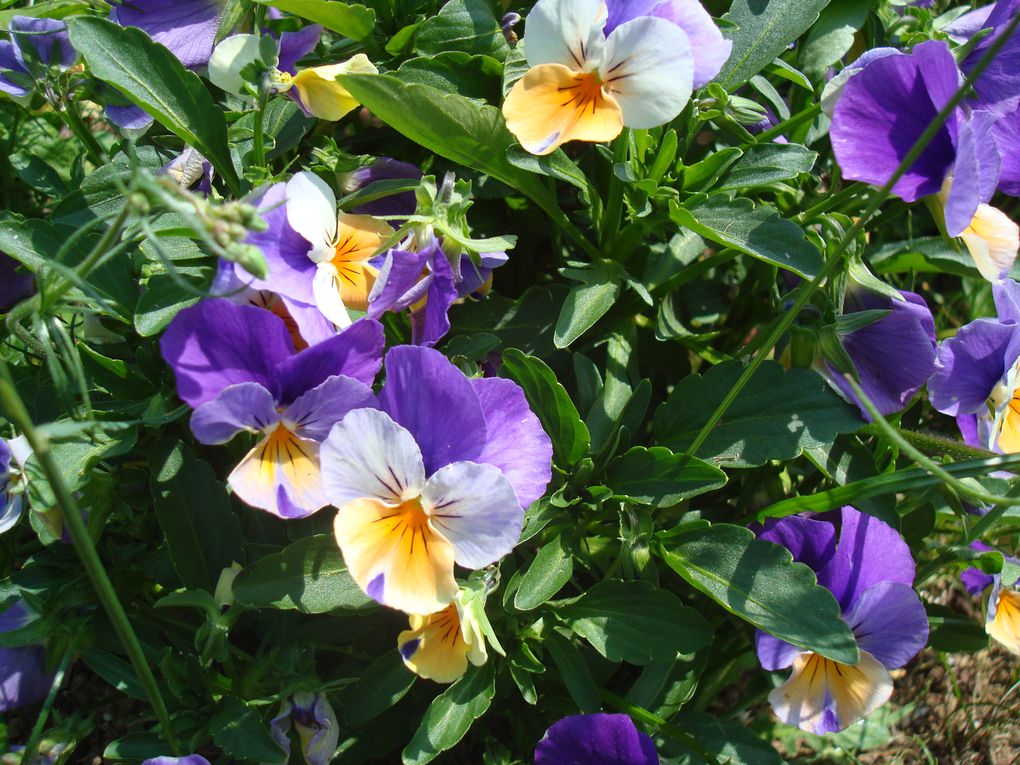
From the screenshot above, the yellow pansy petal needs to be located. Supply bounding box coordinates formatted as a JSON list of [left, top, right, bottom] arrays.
[[960, 203, 1019, 282], [292, 54, 379, 121], [987, 584, 1020, 654], [334, 497, 458, 614], [502, 63, 623, 155], [768, 650, 893, 735], [996, 392, 1020, 453], [228, 424, 328, 518], [397, 604, 471, 683]]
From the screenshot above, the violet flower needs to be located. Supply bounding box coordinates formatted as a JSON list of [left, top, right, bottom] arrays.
[[111, 0, 223, 69], [320, 345, 552, 614], [142, 757, 212, 765], [928, 279, 1020, 452], [755, 507, 928, 734], [823, 287, 937, 419], [159, 298, 384, 518], [534, 713, 658, 765], [270, 691, 339, 765], [0, 600, 55, 712], [961, 541, 1020, 654], [831, 40, 1019, 281], [0, 253, 34, 313], [0, 16, 76, 102], [0, 436, 29, 535]]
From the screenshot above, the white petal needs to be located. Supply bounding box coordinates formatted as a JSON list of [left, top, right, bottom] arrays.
[[285, 171, 338, 261], [320, 408, 426, 505], [208, 34, 263, 96], [960, 203, 1019, 282], [600, 16, 694, 129], [524, 0, 606, 71], [312, 264, 353, 328]]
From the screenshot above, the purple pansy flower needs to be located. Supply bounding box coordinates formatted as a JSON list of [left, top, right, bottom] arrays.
[[961, 541, 1020, 654], [755, 507, 928, 734], [159, 298, 384, 519], [142, 757, 212, 765], [0, 600, 56, 712], [0, 16, 76, 101], [534, 713, 658, 765], [111, 0, 223, 69], [0, 436, 29, 535], [270, 691, 338, 765], [929, 279, 1020, 452], [823, 286, 937, 420], [321, 345, 553, 614]]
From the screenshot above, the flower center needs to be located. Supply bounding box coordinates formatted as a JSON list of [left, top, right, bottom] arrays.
[[559, 71, 605, 116]]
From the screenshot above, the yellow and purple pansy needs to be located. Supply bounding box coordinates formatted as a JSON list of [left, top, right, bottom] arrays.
[[320, 345, 553, 615], [397, 590, 488, 683], [159, 298, 384, 519], [961, 542, 1020, 655]]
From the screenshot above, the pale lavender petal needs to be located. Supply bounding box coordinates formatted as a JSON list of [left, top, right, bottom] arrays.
[[112, 0, 223, 69], [284, 374, 376, 441], [755, 630, 802, 672], [962, 0, 1020, 114], [534, 714, 658, 765], [831, 41, 961, 202], [817, 507, 916, 612], [9, 16, 75, 69], [957, 413, 981, 448], [754, 515, 837, 573], [160, 298, 294, 408], [105, 104, 154, 131], [945, 4, 995, 42], [929, 319, 1019, 415], [271, 317, 384, 404], [189, 382, 279, 444], [277, 24, 321, 75], [242, 182, 318, 306], [994, 278, 1020, 323], [469, 377, 553, 509], [377, 345, 487, 473], [844, 581, 928, 669], [991, 113, 1020, 195], [279, 295, 336, 347], [411, 249, 458, 346], [945, 111, 1001, 236]]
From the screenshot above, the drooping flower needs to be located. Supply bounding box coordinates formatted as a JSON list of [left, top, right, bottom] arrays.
[[161, 147, 214, 194], [397, 589, 488, 683], [111, 0, 223, 69], [534, 713, 658, 765], [0, 16, 76, 103], [928, 279, 1020, 452], [321, 345, 552, 614], [821, 286, 937, 419], [831, 40, 1020, 281], [0, 600, 56, 712], [277, 54, 377, 121], [503, 0, 727, 154], [270, 691, 339, 765], [159, 298, 384, 518], [755, 507, 928, 734]]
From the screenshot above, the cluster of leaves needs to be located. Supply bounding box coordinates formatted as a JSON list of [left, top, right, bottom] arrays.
[[0, 0, 1017, 764]]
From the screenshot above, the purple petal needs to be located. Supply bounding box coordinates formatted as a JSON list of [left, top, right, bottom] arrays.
[[603, 0, 731, 88], [535, 714, 658, 765], [367, 247, 432, 318], [962, 0, 1020, 114], [831, 41, 961, 202], [160, 298, 295, 408], [962, 566, 995, 595], [957, 413, 982, 448], [991, 113, 1020, 195], [754, 515, 837, 573], [142, 757, 213, 765], [755, 630, 802, 672], [277, 24, 321, 75], [271, 317, 383, 405], [844, 581, 928, 669], [0, 601, 53, 713], [283, 374, 377, 441], [347, 158, 422, 218], [377, 345, 487, 474], [945, 111, 1001, 236], [105, 104, 154, 131], [279, 295, 336, 347], [829, 289, 937, 419], [0, 252, 34, 311], [994, 274, 1020, 323], [410, 249, 458, 346], [111, 0, 223, 69], [817, 507, 916, 612], [457, 252, 508, 298], [9, 16, 76, 70], [0, 40, 31, 97], [242, 182, 318, 306], [189, 382, 280, 444], [929, 318, 1019, 415], [469, 377, 552, 509]]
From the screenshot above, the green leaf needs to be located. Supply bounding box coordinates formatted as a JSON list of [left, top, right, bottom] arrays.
[[717, 143, 817, 190], [254, 0, 376, 39], [558, 580, 713, 665], [607, 446, 727, 507], [232, 534, 372, 612], [543, 631, 600, 713], [506, 145, 591, 193], [501, 348, 590, 466], [396, 52, 502, 102], [799, 0, 874, 78], [718, 0, 834, 89], [25, 426, 137, 509], [401, 663, 496, 765], [412, 0, 509, 60], [682, 147, 743, 191], [149, 437, 245, 593], [671, 195, 823, 278], [448, 284, 568, 358], [514, 534, 573, 611], [337, 74, 554, 209], [103, 733, 170, 762], [66, 17, 238, 192], [134, 271, 210, 337], [82, 650, 146, 700], [869, 236, 981, 278], [653, 359, 861, 467], [211, 696, 287, 763], [554, 279, 621, 349], [665, 711, 784, 764], [343, 652, 416, 726], [657, 523, 859, 664]]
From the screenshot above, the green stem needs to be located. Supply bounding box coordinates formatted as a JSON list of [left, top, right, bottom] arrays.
[[600, 689, 720, 765], [252, 77, 271, 169], [686, 13, 1020, 459], [59, 100, 105, 166], [794, 182, 870, 225], [19, 634, 77, 765], [756, 102, 820, 144], [601, 128, 630, 251], [0, 362, 181, 755]]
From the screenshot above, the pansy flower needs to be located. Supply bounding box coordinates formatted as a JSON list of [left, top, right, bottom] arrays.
[[111, 0, 223, 69], [0, 436, 30, 535], [142, 757, 212, 765], [534, 713, 658, 765], [160, 298, 384, 518], [831, 40, 1019, 281], [270, 691, 339, 765], [929, 279, 1020, 452], [755, 507, 928, 734], [320, 345, 552, 614], [503, 0, 730, 155], [0, 600, 55, 712], [397, 589, 488, 683], [961, 541, 1020, 654], [0, 16, 76, 104]]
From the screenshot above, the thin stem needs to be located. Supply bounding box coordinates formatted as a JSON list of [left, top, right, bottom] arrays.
[[756, 102, 821, 144], [252, 77, 271, 169], [59, 100, 105, 166], [686, 14, 1020, 459], [19, 634, 77, 765], [601, 128, 630, 251], [794, 182, 870, 225], [0, 361, 181, 755]]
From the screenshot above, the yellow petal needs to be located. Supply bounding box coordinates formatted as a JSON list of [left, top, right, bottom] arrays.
[[502, 63, 623, 155], [987, 586, 1020, 654], [328, 212, 393, 310], [291, 54, 378, 121], [397, 604, 471, 683], [996, 393, 1020, 453], [960, 204, 1019, 282], [228, 424, 327, 517]]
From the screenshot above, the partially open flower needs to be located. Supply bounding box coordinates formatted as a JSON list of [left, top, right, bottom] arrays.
[[397, 590, 488, 683], [270, 691, 339, 765]]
